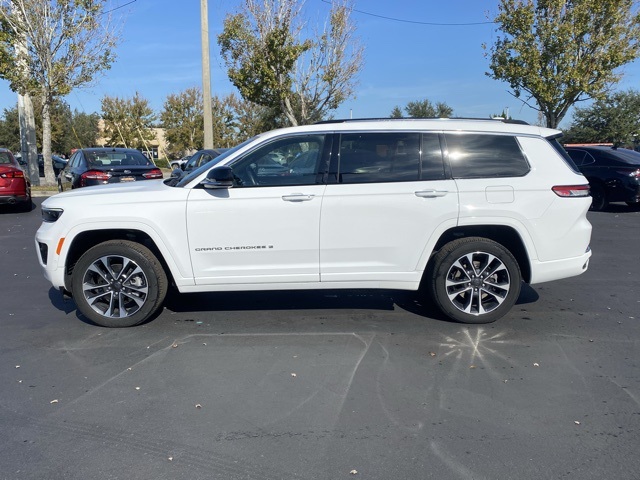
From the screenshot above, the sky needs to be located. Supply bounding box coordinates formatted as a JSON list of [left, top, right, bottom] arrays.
[[1, 0, 640, 129]]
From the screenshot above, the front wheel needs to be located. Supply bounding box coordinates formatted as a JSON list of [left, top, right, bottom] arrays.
[[71, 240, 168, 327], [430, 237, 521, 324]]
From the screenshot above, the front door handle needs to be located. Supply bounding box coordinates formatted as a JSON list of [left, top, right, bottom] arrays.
[[282, 194, 315, 202], [415, 190, 448, 198]]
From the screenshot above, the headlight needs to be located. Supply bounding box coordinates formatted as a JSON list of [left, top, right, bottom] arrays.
[[42, 207, 64, 223]]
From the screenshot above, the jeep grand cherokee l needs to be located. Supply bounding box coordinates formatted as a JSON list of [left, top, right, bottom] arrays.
[[35, 119, 592, 327]]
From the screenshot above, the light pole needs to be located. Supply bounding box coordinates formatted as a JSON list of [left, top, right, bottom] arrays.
[[201, 0, 214, 149]]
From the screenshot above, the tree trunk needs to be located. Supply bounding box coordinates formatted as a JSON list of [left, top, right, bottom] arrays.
[[41, 98, 56, 186], [17, 93, 39, 186]]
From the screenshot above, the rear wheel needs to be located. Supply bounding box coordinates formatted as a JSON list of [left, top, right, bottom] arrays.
[[589, 182, 607, 211], [430, 237, 521, 324], [17, 186, 32, 212], [71, 240, 168, 327]]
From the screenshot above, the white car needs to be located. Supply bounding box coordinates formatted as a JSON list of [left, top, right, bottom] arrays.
[[169, 155, 191, 170], [35, 118, 592, 327]]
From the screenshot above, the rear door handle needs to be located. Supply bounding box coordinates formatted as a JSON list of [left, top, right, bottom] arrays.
[[415, 190, 448, 198], [282, 194, 315, 202]]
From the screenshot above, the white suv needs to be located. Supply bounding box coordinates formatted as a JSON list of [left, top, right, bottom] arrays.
[[35, 119, 592, 327]]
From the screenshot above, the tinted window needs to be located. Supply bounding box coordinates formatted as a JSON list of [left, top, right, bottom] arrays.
[[566, 149, 597, 167], [421, 133, 446, 180], [566, 149, 586, 166], [85, 150, 152, 167], [338, 132, 420, 183], [445, 133, 529, 178], [67, 152, 80, 168], [0, 152, 12, 164], [231, 135, 325, 187]]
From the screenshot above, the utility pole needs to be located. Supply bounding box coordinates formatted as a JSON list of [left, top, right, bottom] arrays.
[[201, 0, 214, 149]]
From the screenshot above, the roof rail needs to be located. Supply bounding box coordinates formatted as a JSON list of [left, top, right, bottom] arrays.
[[314, 117, 530, 125]]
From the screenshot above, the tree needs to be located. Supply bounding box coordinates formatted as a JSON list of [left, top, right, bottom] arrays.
[[389, 106, 403, 119], [101, 93, 156, 150], [485, 0, 640, 129], [69, 110, 100, 151], [218, 0, 363, 126], [0, 105, 20, 152], [234, 97, 283, 140], [390, 99, 453, 118], [563, 89, 640, 146], [161, 87, 204, 155], [490, 109, 512, 120], [0, 0, 119, 185], [0, 101, 99, 155]]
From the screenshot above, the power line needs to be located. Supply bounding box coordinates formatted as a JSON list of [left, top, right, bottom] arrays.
[[320, 0, 495, 26], [102, 0, 138, 16]]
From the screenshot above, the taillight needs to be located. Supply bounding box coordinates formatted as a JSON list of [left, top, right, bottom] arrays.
[[142, 168, 163, 179], [552, 185, 590, 197], [0, 170, 24, 179], [80, 170, 111, 186], [614, 168, 640, 178]]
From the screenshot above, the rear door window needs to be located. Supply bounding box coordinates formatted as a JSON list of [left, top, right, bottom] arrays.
[[444, 133, 529, 178], [337, 132, 421, 183]]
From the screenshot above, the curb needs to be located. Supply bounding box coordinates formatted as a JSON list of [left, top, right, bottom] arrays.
[[32, 191, 57, 198]]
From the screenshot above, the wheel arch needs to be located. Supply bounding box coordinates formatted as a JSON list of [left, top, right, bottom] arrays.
[[429, 225, 532, 284], [63, 228, 175, 292]]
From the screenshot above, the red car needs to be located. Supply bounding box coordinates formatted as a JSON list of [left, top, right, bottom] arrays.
[[0, 148, 32, 212]]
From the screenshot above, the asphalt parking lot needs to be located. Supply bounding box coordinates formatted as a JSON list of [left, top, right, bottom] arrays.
[[1, 198, 639, 480]]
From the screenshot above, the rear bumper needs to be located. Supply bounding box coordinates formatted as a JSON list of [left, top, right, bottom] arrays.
[[0, 194, 29, 205], [529, 248, 592, 284]]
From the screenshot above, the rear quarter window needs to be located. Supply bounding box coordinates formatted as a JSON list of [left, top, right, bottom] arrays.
[[444, 133, 529, 178]]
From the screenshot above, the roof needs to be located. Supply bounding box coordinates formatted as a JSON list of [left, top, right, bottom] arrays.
[[262, 117, 560, 139]]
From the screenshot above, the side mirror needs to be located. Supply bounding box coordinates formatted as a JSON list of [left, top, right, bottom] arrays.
[[170, 167, 184, 179], [202, 165, 234, 189]]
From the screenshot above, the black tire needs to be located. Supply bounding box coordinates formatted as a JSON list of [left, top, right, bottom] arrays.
[[430, 237, 521, 324], [71, 240, 168, 327], [589, 182, 607, 211], [16, 186, 32, 212]]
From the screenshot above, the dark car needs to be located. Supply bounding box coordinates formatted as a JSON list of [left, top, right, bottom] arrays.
[[38, 154, 67, 177], [0, 148, 31, 211], [564, 146, 640, 211], [57, 148, 164, 192], [183, 148, 229, 172]]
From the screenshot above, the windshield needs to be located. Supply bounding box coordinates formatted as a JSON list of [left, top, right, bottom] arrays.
[[174, 137, 259, 188]]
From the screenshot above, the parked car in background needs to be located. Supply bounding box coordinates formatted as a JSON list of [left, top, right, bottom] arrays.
[[57, 147, 163, 192], [183, 148, 229, 172], [564, 145, 640, 211], [170, 155, 192, 170], [38, 154, 67, 177], [0, 148, 31, 211]]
